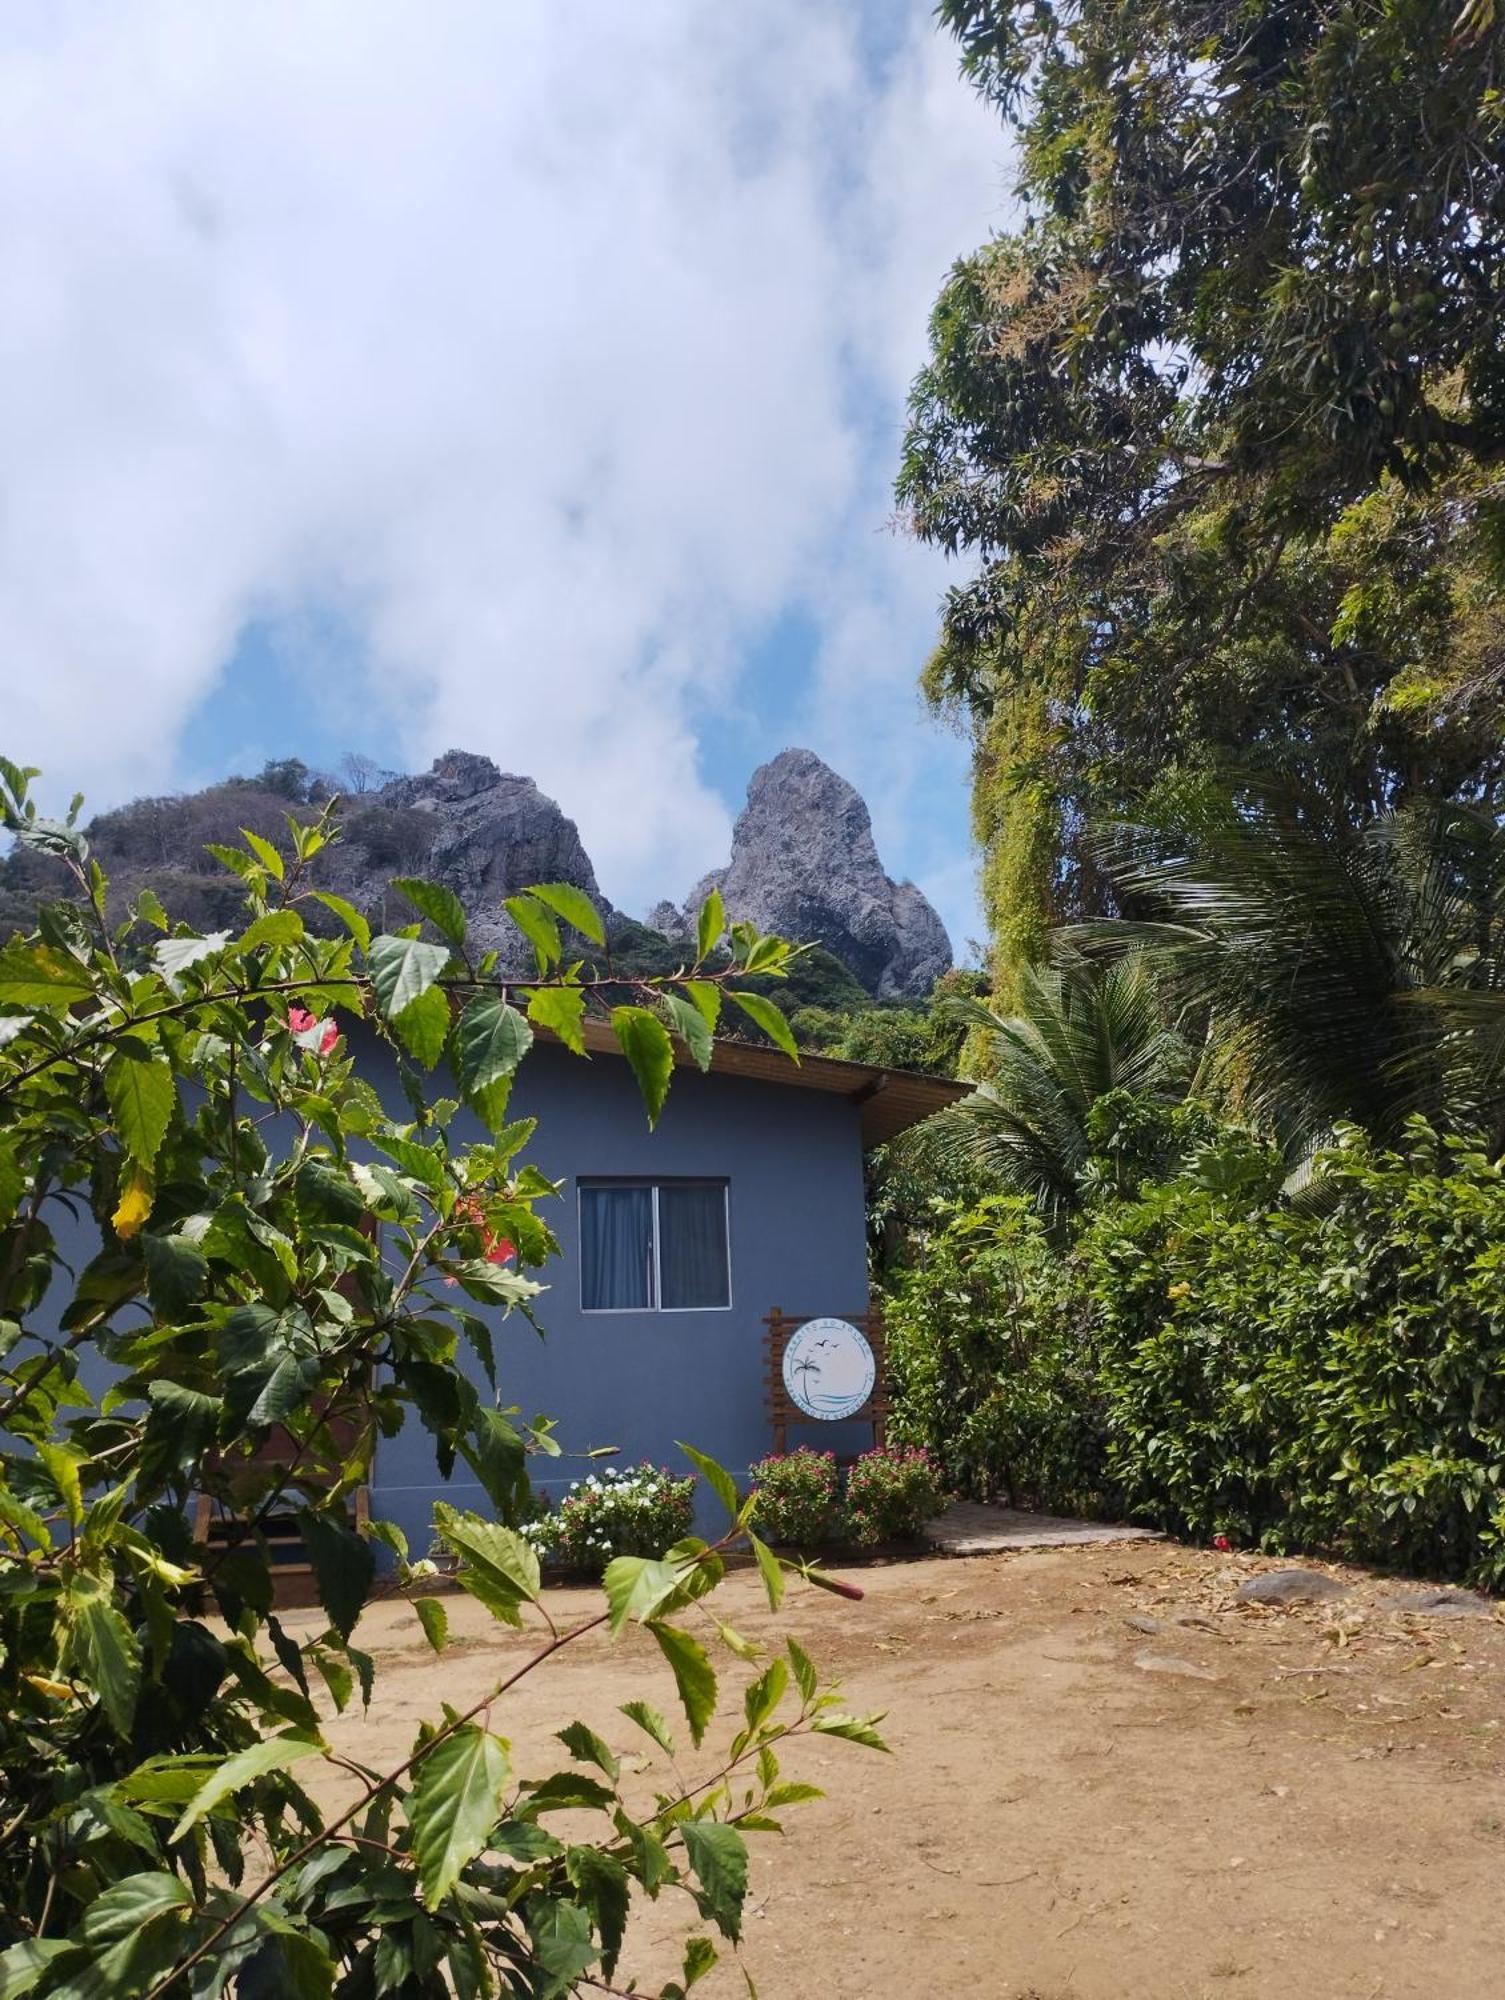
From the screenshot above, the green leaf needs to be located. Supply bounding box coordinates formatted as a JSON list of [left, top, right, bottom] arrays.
[[679, 1443, 738, 1519], [743, 1658, 789, 1733], [153, 931, 231, 982], [0, 1145, 18, 1231], [727, 990, 799, 1060], [452, 992, 533, 1129], [663, 993, 714, 1070], [679, 1820, 748, 1942], [368, 933, 451, 1021], [764, 1780, 824, 1808], [297, 1507, 375, 1640], [527, 881, 605, 946], [82, 1869, 193, 1943], [409, 1723, 512, 1909], [505, 894, 562, 971], [748, 1532, 785, 1612], [611, 1005, 675, 1127], [524, 1898, 599, 1985], [683, 1935, 719, 1988], [140, 1381, 220, 1487], [141, 1231, 208, 1317], [0, 938, 95, 1007], [414, 1596, 449, 1654], [619, 1698, 675, 1756], [649, 1622, 717, 1748], [526, 983, 588, 1055], [696, 888, 726, 963], [458, 1405, 527, 1515], [0, 1016, 35, 1054], [433, 1503, 540, 1624], [786, 1636, 817, 1704], [171, 1731, 325, 1840], [308, 890, 372, 951], [811, 1711, 890, 1751], [241, 827, 286, 880], [393, 876, 469, 947], [133, 886, 169, 931], [557, 1720, 620, 1781], [239, 1931, 334, 2000], [393, 983, 452, 1068], [63, 1571, 140, 1736], [376, 1133, 448, 1192], [565, 1845, 630, 1978], [104, 1047, 176, 1167], [447, 1259, 543, 1308], [238, 908, 304, 951], [603, 1555, 683, 1635], [684, 979, 722, 1029], [0, 1938, 70, 1998]]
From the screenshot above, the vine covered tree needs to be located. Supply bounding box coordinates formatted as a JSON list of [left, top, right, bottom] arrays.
[[900, 0, 1505, 998]]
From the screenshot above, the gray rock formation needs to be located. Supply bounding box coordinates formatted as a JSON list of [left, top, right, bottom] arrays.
[[673, 749, 951, 998], [325, 750, 613, 967], [2, 745, 952, 1001]]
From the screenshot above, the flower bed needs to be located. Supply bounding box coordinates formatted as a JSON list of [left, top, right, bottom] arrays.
[[521, 1462, 696, 1575], [748, 1444, 946, 1552]]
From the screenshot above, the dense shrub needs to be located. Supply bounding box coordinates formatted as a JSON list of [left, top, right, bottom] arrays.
[[747, 1448, 842, 1547], [886, 1195, 1119, 1514], [522, 1462, 696, 1573], [888, 1122, 1505, 1586], [748, 1446, 947, 1547], [843, 1445, 946, 1544]]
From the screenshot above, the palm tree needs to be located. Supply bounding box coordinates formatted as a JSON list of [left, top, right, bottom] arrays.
[[902, 953, 1186, 1234], [1072, 784, 1505, 1155]]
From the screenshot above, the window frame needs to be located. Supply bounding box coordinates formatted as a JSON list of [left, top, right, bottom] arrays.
[[576, 1176, 733, 1315]]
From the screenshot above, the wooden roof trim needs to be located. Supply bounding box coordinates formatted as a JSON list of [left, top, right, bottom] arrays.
[[565, 1014, 969, 1148]]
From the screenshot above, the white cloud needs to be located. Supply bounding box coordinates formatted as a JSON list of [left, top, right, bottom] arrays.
[[0, 0, 1006, 946]]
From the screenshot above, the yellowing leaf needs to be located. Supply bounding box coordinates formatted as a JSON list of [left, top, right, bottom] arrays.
[[112, 1162, 155, 1239]]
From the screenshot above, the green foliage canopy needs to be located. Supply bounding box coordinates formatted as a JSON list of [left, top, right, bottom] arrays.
[[901, 0, 1505, 992]]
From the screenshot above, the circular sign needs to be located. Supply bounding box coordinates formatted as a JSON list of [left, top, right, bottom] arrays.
[[781, 1317, 876, 1422]]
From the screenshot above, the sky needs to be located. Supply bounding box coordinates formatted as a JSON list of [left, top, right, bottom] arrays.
[[0, 1, 1011, 959]]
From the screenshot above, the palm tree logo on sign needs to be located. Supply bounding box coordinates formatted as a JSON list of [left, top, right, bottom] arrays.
[[781, 1317, 876, 1422]]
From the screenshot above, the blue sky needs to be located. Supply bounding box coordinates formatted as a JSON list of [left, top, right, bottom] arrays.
[[2, 2, 1009, 959]]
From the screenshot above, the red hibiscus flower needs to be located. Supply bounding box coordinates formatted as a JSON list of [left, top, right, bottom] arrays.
[[1213, 1533, 1232, 1552]]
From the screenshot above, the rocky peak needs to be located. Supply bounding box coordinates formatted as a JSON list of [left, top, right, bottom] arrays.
[[331, 754, 610, 964], [674, 748, 951, 999]]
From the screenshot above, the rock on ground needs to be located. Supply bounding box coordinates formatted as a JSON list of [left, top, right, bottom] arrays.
[[1236, 1568, 1350, 1605]]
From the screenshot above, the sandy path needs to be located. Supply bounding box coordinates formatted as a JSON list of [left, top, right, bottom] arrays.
[[284, 1543, 1505, 1999]]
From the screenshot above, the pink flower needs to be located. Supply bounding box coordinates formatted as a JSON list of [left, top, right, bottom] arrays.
[[288, 1004, 338, 1054]]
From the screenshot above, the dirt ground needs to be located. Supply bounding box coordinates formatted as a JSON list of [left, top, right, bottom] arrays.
[[289, 1541, 1505, 1999]]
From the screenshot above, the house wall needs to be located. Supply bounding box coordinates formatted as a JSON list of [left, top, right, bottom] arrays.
[[367, 1039, 873, 1552], [25, 1036, 875, 1552]]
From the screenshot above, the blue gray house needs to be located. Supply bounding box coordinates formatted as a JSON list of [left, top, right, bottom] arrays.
[[368, 1023, 965, 1553]]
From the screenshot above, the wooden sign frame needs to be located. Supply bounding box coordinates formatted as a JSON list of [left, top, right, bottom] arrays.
[[763, 1304, 888, 1456]]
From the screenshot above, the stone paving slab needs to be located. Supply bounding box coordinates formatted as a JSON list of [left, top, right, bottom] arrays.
[[924, 1499, 1163, 1556]]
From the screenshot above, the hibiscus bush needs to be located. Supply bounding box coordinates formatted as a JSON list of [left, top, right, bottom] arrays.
[[523, 1463, 697, 1573], [748, 1446, 946, 1549], [843, 1445, 946, 1546], [747, 1449, 843, 1549], [0, 760, 884, 1999]]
